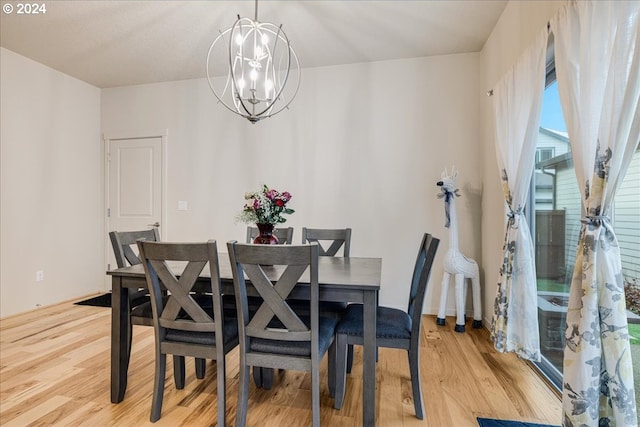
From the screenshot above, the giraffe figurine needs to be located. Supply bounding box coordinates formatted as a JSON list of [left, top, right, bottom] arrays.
[[436, 167, 482, 332]]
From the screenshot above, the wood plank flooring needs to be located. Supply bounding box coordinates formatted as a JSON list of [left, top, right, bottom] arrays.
[[0, 297, 562, 426]]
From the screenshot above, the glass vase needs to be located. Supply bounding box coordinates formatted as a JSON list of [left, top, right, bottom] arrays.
[[254, 223, 279, 245]]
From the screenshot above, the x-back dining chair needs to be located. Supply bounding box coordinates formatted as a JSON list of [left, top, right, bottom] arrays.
[[227, 241, 337, 427], [300, 227, 353, 366], [109, 228, 160, 323], [301, 227, 351, 257], [225, 226, 296, 348], [333, 232, 439, 420], [137, 239, 239, 425], [244, 225, 293, 388], [110, 228, 161, 323], [297, 228, 353, 317], [110, 228, 161, 270], [246, 226, 294, 244], [254, 227, 351, 389], [109, 229, 207, 382]]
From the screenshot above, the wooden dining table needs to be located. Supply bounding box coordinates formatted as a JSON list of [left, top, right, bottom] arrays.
[[107, 254, 382, 426]]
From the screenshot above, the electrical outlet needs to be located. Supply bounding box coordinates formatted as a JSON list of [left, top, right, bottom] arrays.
[[36, 270, 44, 282]]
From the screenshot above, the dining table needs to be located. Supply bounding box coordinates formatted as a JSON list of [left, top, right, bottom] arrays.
[[107, 254, 382, 426]]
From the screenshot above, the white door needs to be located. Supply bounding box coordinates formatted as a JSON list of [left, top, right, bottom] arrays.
[[105, 134, 165, 288]]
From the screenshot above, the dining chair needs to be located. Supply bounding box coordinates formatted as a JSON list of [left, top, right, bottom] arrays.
[[300, 227, 353, 364], [109, 228, 160, 321], [110, 228, 161, 270], [227, 241, 337, 427], [109, 229, 207, 381], [301, 227, 351, 256], [333, 232, 439, 419], [222, 226, 294, 346], [246, 226, 294, 244], [137, 239, 239, 425]]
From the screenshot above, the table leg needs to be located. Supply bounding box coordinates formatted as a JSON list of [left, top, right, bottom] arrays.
[[111, 277, 130, 403], [362, 290, 377, 426]]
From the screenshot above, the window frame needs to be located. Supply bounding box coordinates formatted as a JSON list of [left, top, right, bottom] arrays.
[[527, 40, 564, 391]]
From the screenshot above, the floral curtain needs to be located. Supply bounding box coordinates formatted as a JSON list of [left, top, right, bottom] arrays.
[[550, 1, 640, 426], [490, 28, 549, 361]]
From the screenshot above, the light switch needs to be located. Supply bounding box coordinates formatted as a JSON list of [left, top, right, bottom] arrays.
[[178, 200, 188, 211]]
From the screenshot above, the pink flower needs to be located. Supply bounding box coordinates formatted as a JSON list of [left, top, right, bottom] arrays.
[[265, 189, 277, 200], [282, 191, 292, 201]]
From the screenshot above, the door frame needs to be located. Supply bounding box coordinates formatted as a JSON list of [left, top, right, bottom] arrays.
[[103, 129, 168, 289]]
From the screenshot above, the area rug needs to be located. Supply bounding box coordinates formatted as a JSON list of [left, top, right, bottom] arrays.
[[477, 418, 558, 427], [74, 293, 111, 307]]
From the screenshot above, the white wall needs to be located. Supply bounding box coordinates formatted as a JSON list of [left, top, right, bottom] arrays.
[[1, 48, 103, 317], [479, 1, 565, 325], [101, 53, 482, 314]]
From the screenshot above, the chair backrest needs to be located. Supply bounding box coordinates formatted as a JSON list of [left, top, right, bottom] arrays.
[[109, 228, 161, 268], [301, 227, 351, 257], [137, 240, 225, 335], [227, 241, 319, 362], [407, 233, 440, 333], [246, 226, 294, 244]]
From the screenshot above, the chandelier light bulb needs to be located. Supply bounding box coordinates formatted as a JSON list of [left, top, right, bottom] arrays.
[[264, 79, 273, 98]]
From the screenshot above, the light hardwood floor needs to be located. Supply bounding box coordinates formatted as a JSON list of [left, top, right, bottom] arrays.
[[0, 297, 562, 427]]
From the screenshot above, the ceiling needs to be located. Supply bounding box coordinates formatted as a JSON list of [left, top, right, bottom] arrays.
[[0, 1, 508, 89]]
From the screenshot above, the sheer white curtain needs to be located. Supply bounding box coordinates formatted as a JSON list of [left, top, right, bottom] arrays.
[[551, 1, 639, 425], [490, 28, 548, 361]]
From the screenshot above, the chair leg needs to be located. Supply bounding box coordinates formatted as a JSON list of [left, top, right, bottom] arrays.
[[150, 353, 166, 422], [173, 355, 185, 389], [253, 367, 273, 389], [333, 333, 348, 410], [346, 344, 354, 373], [216, 353, 226, 427], [195, 357, 206, 379], [262, 368, 273, 389], [407, 348, 424, 419], [236, 365, 250, 427], [328, 338, 336, 398]]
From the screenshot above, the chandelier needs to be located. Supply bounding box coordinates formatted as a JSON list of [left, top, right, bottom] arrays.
[[206, 0, 300, 123]]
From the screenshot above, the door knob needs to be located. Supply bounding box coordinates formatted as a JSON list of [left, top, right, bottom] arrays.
[[147, 222, 160, 227]]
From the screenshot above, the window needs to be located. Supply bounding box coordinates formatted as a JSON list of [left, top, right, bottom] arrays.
[[531, 79, 574, 387], [535, 147, 555, 165], [531, 71, 640, 394]]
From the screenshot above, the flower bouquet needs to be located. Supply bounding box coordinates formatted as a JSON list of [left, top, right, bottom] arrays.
[[237, 185, 294, 244]]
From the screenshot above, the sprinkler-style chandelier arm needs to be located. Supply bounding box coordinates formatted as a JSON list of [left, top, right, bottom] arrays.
[[206, 0, 300, 123]]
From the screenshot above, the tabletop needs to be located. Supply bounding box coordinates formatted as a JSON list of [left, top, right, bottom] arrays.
[[108, 255, 382, 291]]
